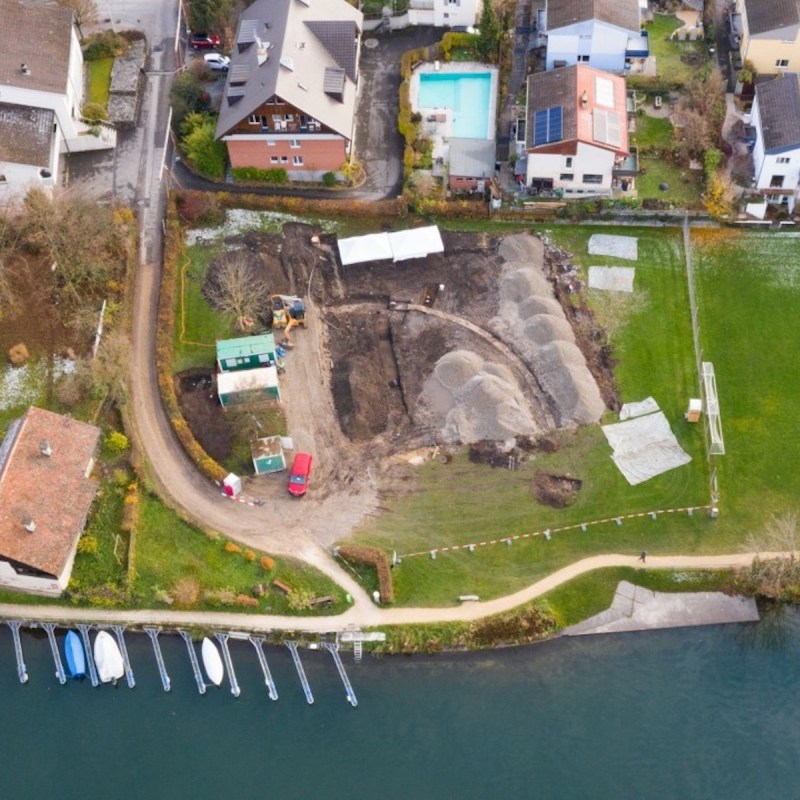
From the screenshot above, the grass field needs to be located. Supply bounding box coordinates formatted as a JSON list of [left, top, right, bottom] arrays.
[[646, 13, 707, 87], [87, 58, 113, 108], [637, 157, 703, 207]]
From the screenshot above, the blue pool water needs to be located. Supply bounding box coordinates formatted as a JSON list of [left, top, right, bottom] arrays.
[[418, 72, 492, 139]]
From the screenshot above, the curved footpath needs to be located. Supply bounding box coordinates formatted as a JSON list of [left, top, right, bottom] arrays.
[[0, 553, 786, 632]]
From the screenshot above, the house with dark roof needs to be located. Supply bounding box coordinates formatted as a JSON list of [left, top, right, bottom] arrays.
[[215, 0, 363, 181], [523, 64, 630, 195], [448, 138, 496, 192], [0, 0, 115, 198], [733, 0, 800, 75], [751, 73, 800, 212], [543, 0, 647, 72], [0, 407, 101, 596]]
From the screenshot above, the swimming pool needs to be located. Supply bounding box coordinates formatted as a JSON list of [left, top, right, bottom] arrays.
[[418, 72, 492, 139]]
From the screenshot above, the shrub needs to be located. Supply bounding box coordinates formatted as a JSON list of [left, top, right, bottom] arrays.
[[235, 594, 260, 607], [181, 113, 228, 178], [77, 535, 99, 555], [172, 577, 201, 607], [174, 191, 224, 227], [82, 102, 109, 123], [170, 72, 210, 131], [322, 171, 337, 187], [337, 545, 394, 603], [7, 342, 29, 365], [225, 541, 242, 553], [105, 431, 130, 454], [230, 166, 289, 184], [244, 549, 255, 561], [83, 31, 127, 60], [260, 555, 276, 571]]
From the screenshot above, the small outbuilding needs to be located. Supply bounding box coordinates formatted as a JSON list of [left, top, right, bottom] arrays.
[[216, 333, 276, 373], [251, 435, 287, 474], [448, 138, 496, 193], [217, 365, 281, 408]]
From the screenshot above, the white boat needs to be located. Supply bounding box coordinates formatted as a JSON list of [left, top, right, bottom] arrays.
[[201, 637, 224, 686], [94, 631, 124, 683]]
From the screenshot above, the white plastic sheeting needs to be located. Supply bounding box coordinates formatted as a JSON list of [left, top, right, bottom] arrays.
[[602, 410, 691, 485], [588, 234, 638, 260], [588, 266, 635, 292], [619, 396, 660, 420], [337, 226, 444, 265], [337, 233, 394, 265]]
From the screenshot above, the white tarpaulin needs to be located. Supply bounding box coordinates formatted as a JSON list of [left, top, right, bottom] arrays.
[[588, 266, 635, 292], [588, 234, 638, 260], [387, 226, 444, 262], [602, 411, 691, 485], [619, 396, 660, 420], [337, 233, 393, 266]]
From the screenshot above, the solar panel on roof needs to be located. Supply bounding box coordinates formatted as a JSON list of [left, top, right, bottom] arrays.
[[533, 106, 563, 146], [549, 106, 562, 141]]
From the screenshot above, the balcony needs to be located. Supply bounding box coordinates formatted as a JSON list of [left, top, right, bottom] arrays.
[[613, 147, 639, 178]]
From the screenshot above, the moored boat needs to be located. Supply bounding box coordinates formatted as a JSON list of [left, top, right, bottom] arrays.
[[201, 637, 224, 686], [94, 631, 124, 683], [64, 631, 86, 679]]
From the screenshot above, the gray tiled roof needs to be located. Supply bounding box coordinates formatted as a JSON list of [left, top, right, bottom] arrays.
[[742, 0, 800, 36], [306, 20, 359, 82], [0, 102, 55, 166], [0, 0, 74, 94], [449, 138, 496, 178], [525, 66, 577, 148], [756, 73, 800, 151], [547, 0, 641, 32]]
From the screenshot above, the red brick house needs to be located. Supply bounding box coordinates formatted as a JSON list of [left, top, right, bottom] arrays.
[[215, 0, 363, 181]]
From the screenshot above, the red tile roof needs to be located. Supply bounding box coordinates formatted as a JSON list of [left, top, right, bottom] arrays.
[[0, 407, 100, 577]]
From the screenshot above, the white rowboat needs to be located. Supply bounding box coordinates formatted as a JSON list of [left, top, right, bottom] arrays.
[[201, 637, 224, 686], [94, 631, 124, 683]]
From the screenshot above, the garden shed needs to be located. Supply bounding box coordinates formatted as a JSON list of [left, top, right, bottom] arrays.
[[251, 436, 287, 474], [216, 333, 276, 373], [217, 366, 280, 408]]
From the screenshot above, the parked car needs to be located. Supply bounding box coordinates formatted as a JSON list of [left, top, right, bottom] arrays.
[[190, 32, 221, 49], [288, 452, 312, 497], [203, 53, 230, 71]]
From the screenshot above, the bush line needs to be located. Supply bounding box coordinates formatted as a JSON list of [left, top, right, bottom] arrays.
[[337, 545, 394, 604]]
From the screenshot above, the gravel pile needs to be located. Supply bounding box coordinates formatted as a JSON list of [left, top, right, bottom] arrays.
[[421, 351, 540, 444], [493, 234, 605, 426]]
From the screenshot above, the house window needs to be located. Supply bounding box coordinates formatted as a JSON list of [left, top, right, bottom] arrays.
[[293, 155, 303, 166], [290, 139, 300, 148], [281, 156, 288, 163], [770, 175, 785, 188], [578, 55, 590, 63], [248, 114, 268, 127], [270, 156, 279, 164], [776, 157, 791, 164], [565, 157, 573, 168], [583, 174, 603, 184], [560, 173, 574, 181], [776, 59, 789, 68]]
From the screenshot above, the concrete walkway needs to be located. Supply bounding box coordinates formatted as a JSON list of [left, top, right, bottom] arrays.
[[0, 552, 786, 633]]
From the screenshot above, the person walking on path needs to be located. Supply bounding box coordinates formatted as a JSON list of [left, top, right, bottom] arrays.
[[639, 551, 647, 563]]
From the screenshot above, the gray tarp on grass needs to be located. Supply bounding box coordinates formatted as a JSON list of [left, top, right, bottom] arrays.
[[588, 234, 638, 260], [588, 266, 635, 292]]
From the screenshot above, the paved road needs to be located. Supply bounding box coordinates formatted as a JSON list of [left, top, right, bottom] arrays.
[[0, 552, 785, 632]]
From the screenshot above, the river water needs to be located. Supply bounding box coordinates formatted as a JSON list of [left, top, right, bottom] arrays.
[[2, 610, 799, 799]]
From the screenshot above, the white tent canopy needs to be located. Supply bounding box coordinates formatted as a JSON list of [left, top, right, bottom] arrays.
[[337, 226, 444, 266], [217, 366, 279, 397]]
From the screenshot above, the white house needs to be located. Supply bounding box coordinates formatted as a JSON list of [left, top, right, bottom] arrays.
[[751, 73, 800, 213], [544, 0, 646, 73], [406, 0, 482, 28], [0, 0, 114, 199], [524, 64, 630, 196]]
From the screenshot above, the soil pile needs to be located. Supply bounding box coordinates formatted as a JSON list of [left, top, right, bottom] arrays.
[[492, 235, 605, 426], [421, 350, 540, 444]]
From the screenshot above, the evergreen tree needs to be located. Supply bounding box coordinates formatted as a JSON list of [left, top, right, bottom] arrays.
[[477, 0, 502, 62]]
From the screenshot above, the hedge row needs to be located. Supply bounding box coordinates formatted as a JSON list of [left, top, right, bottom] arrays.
[[157, 201, 227, 483], [337, 545, 394, 604], [213, 190, 407, 220]]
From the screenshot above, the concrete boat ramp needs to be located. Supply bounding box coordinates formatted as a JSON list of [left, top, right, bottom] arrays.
[[562, 581, 759, 637]]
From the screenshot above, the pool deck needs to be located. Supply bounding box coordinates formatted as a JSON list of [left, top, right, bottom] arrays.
[[561, 581, 760, 637], [410, 62, 498, 166]]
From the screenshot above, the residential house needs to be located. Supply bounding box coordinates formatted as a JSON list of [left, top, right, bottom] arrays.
[[0, 407, 101, 596], [733, 0, 800, 76], [216, 333, 277, 373], [406, 0, 482, 28], [448, 137, 495, 192], [0, 0, 114, 198], [216, 0, 363, 181], [750, 73, 800, 212], [524, 64, 630, 196], [543, 0, 647, 73]]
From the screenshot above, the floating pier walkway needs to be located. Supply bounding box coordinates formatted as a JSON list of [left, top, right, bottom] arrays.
[[286, 641, 314, 705], [249, 636, 278, 701], [144, 627, 171, 692], [112, 625, 136, 688], [215, 633, 240, 697], [7, 621, 28, 684], [77, 623, 99, 687], [323, 642, 357, 708], [178, 629, 206, 695], [41, 623, 66, 685]]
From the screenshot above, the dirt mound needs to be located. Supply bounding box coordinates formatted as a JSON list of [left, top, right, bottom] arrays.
[[531, 472, 582, 507], [421, 350, 540, 444], [498, 234, 545, 264]]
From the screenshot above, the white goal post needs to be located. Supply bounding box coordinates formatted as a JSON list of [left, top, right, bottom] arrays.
[[702, 362, 725, 456]]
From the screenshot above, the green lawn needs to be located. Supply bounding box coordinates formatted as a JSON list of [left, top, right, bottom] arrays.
[[632, 115, 674, 150], [352, 226, 714, 605], [87, 58, 113, 108], [645, 13, 708, 87], [637, 157, 703, 207]]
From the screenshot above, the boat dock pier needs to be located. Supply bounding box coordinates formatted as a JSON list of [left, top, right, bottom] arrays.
[[178, 629, 206, 695], [7, 622, 28, 684], [77, 623, 99, 687], [40, 623, 66, 685], [112, 625, 136, 688], [144, 627, 171, 692], [215, 633, 240, 697], [249, 636, 278, 701], [323, 642, 357, 708], [286, 641, 314, 705]]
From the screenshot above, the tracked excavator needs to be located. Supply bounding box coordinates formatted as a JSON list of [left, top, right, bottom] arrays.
[[271, 295, 307, 341]]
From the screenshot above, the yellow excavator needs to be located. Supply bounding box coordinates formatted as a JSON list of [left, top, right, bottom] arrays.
[[271, 295, 307, 338]]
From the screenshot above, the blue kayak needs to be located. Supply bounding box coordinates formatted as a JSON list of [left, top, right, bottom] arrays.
[[64, 630, 86, 679]]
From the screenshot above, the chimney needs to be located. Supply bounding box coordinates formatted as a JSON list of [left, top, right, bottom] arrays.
[[39, 439, 53, 457], [581, 90, 588, 108], [22, 516, 36, 534]]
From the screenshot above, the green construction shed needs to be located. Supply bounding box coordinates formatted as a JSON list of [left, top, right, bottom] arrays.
[[216, 333, 276, 373]]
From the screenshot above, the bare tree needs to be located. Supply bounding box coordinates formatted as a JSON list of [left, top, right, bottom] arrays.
[[739, 513, 800, 599], [203, 252, 273, 330], [0, 199, 24, 317], [92, 327, 130, 404], [57, 0, 98, 37]]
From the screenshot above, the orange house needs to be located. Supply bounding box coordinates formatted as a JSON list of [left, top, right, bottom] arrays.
[[215, 0, 363, 182]]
